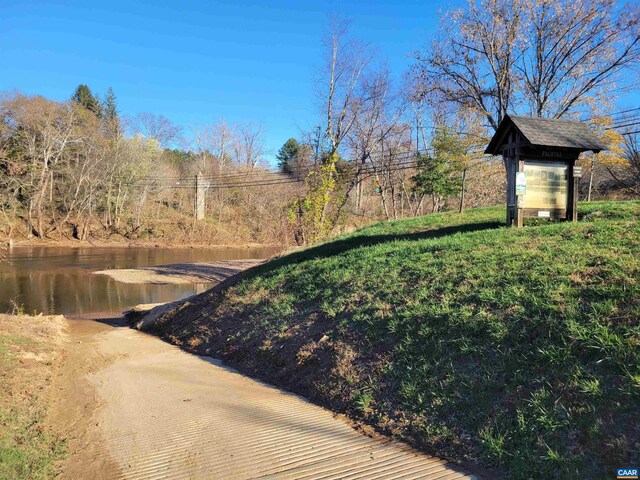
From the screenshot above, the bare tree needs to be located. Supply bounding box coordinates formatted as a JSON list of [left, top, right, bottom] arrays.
[[323, 18, 373, 154], [607, 131, 640, 195], [131, 112, 183, 148], [56, 112, 107, 240], [234, 121, 265, 170], [415, 0, 522, 130], [210, 120, 235, 173], [415, 0, 640, 129], [369, 123, 414, 219], [519, 0, 640, 118], [346, 68, 408, 216], [297, 17, 373, 238], [0, 92, 313, 246], [0, 94, 79, 237], [190, 120, 239, 222]]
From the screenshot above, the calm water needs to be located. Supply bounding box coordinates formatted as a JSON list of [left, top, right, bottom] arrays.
[[0, 246, 280, 316]]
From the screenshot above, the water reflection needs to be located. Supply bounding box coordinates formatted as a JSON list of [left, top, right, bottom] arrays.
[[0, 246, 280, 315]]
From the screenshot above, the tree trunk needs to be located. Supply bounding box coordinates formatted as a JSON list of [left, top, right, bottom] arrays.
[[459, 168, 467, 213], [355, 173, 362, 213], [587, 158, 594, 202], [414, 194, 425, 217]]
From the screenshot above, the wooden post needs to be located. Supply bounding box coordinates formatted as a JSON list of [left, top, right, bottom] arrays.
[[505, 153, 515, 227], [568, 161, 581, 222], [505, 154, 510, 226], [195, 172, 205, 221], [516, 158, 524, 228], [572, 176, 579, 222]]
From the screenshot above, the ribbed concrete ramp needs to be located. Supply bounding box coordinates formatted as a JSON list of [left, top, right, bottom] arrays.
[[86, 327, 475, 480]]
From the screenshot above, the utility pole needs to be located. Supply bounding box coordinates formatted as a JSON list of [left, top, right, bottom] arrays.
[[195, 172, 205, 221]]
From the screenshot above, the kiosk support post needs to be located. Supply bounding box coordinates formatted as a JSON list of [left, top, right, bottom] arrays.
[[516, 159, 524, 228]]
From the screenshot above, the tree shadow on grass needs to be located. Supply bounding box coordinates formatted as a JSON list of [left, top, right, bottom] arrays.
[[257, 220, 503, 273]]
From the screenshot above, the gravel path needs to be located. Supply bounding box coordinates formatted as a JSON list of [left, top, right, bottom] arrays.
[[68, 322, 476, 480]]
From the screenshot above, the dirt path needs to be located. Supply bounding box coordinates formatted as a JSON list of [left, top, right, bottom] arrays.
[[59, 319, 476, 480]]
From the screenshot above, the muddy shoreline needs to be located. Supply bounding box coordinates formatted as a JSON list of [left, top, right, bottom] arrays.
[[93, 259, 263, 285], [1, 237, 284, 250]]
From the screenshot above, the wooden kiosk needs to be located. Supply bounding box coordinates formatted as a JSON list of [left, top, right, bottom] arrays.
[[485, 115, 606, 227]]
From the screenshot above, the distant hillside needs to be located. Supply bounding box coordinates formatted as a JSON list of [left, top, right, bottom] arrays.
[[139, 201, 640, 479]]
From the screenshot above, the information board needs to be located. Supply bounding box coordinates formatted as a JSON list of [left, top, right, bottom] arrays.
[[523, 161, 568, 210]]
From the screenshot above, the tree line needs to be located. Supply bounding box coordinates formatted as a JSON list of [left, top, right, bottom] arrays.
[[0, 84, 302, 244]]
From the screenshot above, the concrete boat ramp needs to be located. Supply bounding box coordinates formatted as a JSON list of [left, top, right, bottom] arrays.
[[59, 319, 476, 480]]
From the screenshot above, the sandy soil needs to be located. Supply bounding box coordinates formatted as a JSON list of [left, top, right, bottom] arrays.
[[55, 319, 476, 480], [0, 314, 67, 422], [49, 318, 122, 479], [93, 259, 262, 284]]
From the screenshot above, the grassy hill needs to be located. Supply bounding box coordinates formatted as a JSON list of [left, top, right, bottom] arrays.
[[141, 201, 640, 479]]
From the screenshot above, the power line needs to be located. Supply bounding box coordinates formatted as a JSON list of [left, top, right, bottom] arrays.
[[610, 114, 640, 124], [144, 150, 436, 183], [118, 156, 428, 189], [133, 107, 638, 189], [121, 150, 502, 191], [609, 107, 640, 116], [606, 120, 640, 131]]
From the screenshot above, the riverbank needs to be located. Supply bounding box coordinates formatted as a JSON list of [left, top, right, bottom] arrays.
[[1, 237, 284, 250], [0, 313, 67, 479], [93, 259, 262, 285]]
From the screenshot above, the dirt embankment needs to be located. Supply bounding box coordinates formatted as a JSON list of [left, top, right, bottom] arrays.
[[93, 259, 262, 285]]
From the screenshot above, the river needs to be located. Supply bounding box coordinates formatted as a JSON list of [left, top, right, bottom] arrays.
[[0, 246, 280, 316]]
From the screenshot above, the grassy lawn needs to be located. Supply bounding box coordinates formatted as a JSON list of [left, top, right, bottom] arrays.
[[147, 200, 640, 479], [0, 315, 67, 480]]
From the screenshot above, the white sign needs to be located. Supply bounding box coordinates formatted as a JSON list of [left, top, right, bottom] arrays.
[[538, 211, 551, 218], [516, 172, 527, 195]]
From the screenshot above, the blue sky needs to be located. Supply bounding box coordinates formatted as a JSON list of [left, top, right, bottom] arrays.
[[1, 0, 638, 165]]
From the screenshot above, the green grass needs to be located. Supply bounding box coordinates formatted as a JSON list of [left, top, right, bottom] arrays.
[[150, 200, 640, 479], [0, 320, 66, 480], [0, 408, 64, 480]]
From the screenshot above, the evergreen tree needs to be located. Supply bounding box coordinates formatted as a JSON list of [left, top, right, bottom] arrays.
[[102, 87, 120, 137], [276, 138, 299, 175], [103, 87, 118, 121], [71, 84, 102, 117]]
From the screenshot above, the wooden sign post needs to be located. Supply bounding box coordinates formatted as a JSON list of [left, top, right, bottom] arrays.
[[485, 115, 606, 227]]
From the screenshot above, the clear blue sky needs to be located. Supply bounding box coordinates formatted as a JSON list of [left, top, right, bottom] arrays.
[[1, 0, 638, 165]]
